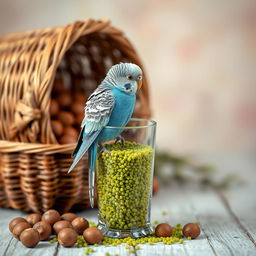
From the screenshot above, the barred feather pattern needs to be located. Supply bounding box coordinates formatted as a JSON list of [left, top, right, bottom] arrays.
[[81, 84, 114, 135]]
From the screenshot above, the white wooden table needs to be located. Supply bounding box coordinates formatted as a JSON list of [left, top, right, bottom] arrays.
[[0, 152, 256, 256]]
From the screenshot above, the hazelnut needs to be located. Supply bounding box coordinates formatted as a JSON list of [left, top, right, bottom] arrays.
[[20, 228, 40, 248], [42, 209, 60, 226]]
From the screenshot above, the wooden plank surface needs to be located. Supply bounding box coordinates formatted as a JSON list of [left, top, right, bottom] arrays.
[[220, 187, 256, 245], [0, 153, 256, 256], [137, 184, 256, 256]]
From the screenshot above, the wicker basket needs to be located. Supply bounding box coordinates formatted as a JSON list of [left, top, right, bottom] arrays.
[[0, 19, 151, 213]]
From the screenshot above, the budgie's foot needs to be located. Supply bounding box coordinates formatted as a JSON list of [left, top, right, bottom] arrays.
[[115, 135, 125, 145], [98, 144, 110, 158]]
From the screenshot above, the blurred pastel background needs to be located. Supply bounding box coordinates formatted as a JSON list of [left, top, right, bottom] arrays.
[[1, 0, 256, 155]]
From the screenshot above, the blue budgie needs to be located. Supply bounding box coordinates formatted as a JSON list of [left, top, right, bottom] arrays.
[[68, 63, 143, 208]]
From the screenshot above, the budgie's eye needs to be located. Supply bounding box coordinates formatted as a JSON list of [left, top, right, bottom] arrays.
[[127, 75, 133, 80], [137, 75, 142, 80]]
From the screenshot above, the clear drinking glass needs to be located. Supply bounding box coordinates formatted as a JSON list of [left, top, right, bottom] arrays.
[[97, 118, 156, 238]]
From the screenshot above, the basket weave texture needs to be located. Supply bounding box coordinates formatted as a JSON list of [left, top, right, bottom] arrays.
[[0, 19, 151, 213]]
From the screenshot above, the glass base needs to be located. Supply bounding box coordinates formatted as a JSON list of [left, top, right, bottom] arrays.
[[97, 219, 154, 239]]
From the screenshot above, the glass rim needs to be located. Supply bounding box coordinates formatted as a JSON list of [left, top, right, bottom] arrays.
[[104, 118, 157, 129]]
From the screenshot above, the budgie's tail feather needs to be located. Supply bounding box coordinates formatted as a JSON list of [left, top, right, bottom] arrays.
[[68, 129, 101, 174], [88, 142, 98, 208], [68, 141, 88, 174], [71, 126, 85, 158]]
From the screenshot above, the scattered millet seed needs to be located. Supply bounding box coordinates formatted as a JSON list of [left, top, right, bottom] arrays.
[[66, 224, 184, 248], [161, 211, 168, 216], [97, 142, 153, 230], [49, 237, 58, 243], [77, 235, 88, 248], [84, 248, 95, 255], [101, 224, 184, 247], [89, 221, 97, 228], [105, 253, 111, 256]]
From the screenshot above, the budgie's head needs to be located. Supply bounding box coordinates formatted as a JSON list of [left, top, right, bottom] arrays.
[[103, 63, 142, 94]]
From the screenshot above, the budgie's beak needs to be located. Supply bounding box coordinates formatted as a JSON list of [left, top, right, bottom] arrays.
[[137, 79, 143, 89]]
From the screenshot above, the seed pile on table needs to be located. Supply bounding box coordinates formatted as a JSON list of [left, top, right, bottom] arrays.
[[8, 209, 103, 248], [97, 141, 154, 230]]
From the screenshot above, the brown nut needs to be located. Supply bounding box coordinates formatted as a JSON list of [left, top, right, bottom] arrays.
[[63, 126, 78, 138], [58, 111, 75, 126], [50, 99, 60, 116], [153, 177, 160, 194], [59, 135, 77, 144], [73, 93, 87, 103], [182, 223, 200, 239], [33, 221, 52, 240], [58, 228, 77, 247], [71, 217, 89, 235], [26, 213, 42, 226], [12, 222, 31, 240], [42, 209, 60, 226], [51, 120, 64, 137], [57, 92, 72, 108], [20, 228, 40, 248], [53, 220, 72, 234], [83, 227, 103, 245], [61, 213, 77, 222], [71, 102, 84, 115], [9, 217, 27, 233], [155, 223, 172, 237]]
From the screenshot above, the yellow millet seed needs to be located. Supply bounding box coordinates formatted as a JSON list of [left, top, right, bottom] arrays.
[[49, 237, 57, 243], [84, 248, 95, 255], [89, 221, 97, 227], [98, 224, 184, 248]]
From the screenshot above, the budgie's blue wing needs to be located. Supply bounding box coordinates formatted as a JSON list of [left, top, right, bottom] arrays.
[[71, 85, 115, 159]]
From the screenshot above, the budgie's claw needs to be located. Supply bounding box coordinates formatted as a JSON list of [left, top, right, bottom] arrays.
[[98, 144, 110, 159], [115, 135, 125, 145]]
